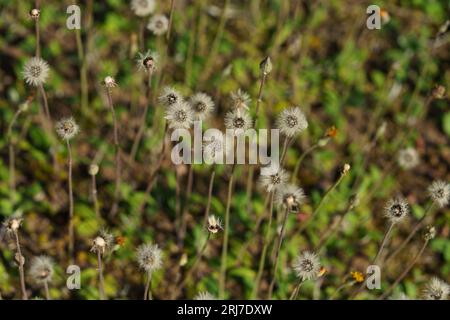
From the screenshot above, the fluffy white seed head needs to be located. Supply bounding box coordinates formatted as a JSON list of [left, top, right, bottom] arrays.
[[230, 89, 251, 112], [103, 76, 117, 88], [165, 101, 194, 130], [397, 147, 419, 170], [293, 251, 321, 281], [23, 57, 50, 87], [137, 243, 163, 273], [275, 184, 306, 211], [428, 180, 450, 208], [189, 93, 215, 121], [258, 167, 289, 193], [131, 0, 155, 17], [194, 291, 216, 300], [2, 216, 23, 236], [384, 197, 409, 224], [136, 50, 159, 73], [224, 109, 253, 135], [29, 8, 40, 19], [422, 277, 449, 300], [207, 215, 223, 234], [276, 107, 308, 137], [147, 14, 169, 36], [55, 117, 79, 140], [29, 256, 54, 284], [90, 230, 114, 255], [159, 87, 183, 107]]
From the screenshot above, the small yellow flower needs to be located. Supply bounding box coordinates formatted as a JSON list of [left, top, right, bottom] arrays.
[[318, 267, 328, 277], [351, 271, 365, 283]]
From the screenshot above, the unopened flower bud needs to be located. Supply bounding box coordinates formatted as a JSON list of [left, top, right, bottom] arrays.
[[260, 56, 272, 76], [89, 164, 99, 176], [432, 85, 446, 99]]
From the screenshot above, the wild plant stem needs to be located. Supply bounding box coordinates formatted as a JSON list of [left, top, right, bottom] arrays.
[[202, 169, 216, 228], [38, 84, 50, 120], [106, 89, 121, 218], [374, 222, 395, 265], [8, 109, 22, 200], [219, 164, 235, 299], [75, 26, 88, 112], [35, 19, 40, 57], [378, 239, 429, 300], [180, 233, 211, 289], [44, 280, 50, 300], [131, 71, 153, 160], [144, 271, 153, 300], [329, 280, 355, 300], [289, 279, 305, 300], [178, 162, 194, 247], [252, 191, 274, 299], [292, 143, 319, 184], [97, 251, 106, 300], [91, 174, 100, 219], [383, 202, 435, 265], [14, 230, 27, 300], [267, 206, 289, 299], [166, 0, 176, 41], [67, 140, 75, 263]]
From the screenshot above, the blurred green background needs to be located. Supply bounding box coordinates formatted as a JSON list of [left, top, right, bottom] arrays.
[[0, 0, 449, 299]]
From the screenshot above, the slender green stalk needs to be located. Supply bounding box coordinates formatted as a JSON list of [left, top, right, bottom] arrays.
[[202, 169, 216, 227], [292, 143, 319, 184], [179, 233, 211, 290], [75, 24, 88, 112], [38, 84, 50, 120], [34, 16, 40, 57], [178, 162, 194, 247], [289, 279, 305, 300], [252, 191, 274, 299], [219, 164, 235, 299], [267, 206, 289, 299]]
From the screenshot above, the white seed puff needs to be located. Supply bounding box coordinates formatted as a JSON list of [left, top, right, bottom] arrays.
[[189, 93, 215, 120], [29, 256, 54, 284], [23, 57, 50, 87], [259, 167, 289, 193], [131, 0, 155, 17], [384, 197, 409, 224], [136, 50, 159, 73], [293, 251, 321, 281], [428, 180, 450, 208], [422, 277, 449, 300], [147, 14, 169, 36], [276, 107, 308, 137], [137, 243, 163, 273], [159, 86, 184, 107], [224, 109, 253, 135], [165, 101, 194, 130], [55, 117, 79, 140], [275, 184, 306, 211]]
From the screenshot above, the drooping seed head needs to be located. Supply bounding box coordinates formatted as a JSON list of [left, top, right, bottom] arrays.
[[136, 50, 159, 73], [55, 117, 79, 140], [103, 76, 117, 88], [29, 256, 54, 284], [423, 225, 436, 241], [90, 230, 114, 255], [29, 8, 40, 19], [432, 85, 446, 99], [2, 216, 23, 236], [23, 57, 50, 87], [230, 89, 251, 112], [207, 215, 223, 234], [275, 184, 306, 212]]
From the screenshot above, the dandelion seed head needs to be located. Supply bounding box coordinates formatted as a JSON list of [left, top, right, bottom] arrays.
[[189, 93, 215, 120], [276, 107, 308, 137], [230, 89, 251, 111], [103, 76, 117, 88], [384, 197, 409, 224], [2, 216, 23, 236], [165, 101, 194, 130], [207, 215, 223, 234], [90, 230, 114, 255], [137, 243, 163, 273], [147, 14, 169, 36], [275, 184, 305, 211], [131, 0, 155, 17], [224, 109, 253, 135], [55, 117, 79, 140], [397, 147, 419, 170], [29, 256, 54, 284], [422, 277, 449, 300], [159, 87, 183, 107], [137, 50, 159, 73], [259, 167, 289, 193], [194, 291, 216, 300], [293, 251, 321, 281], [428, 180, 450, 208], [23, 57, 50, 87]]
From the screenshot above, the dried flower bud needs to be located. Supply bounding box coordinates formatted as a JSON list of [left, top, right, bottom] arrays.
[[103, 76, 117, 88], [207, 215, 223, 234], [260, 56, 272, 75], [29, 8, 40, 19], [317, 137, 330, 147], [89, 164, 99, 176], [423, 225, 436, 241], [432, 85, 446, 99], [342, 163, 351, 175]]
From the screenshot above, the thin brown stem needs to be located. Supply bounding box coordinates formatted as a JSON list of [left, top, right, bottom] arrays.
[[38, 84, 50, 120], [91, 174, 100, 219], [252, 191, 274, 299], [106, 89, 121, 218], [378, 239, 429, 300], [35, 19, 40, 57], [97, 251, 106, 300], [202, 169, 216, 227], [289, 279, 305, 300], [166, 0, 176, 41], [143, 271, 153, 300], [44, 280, 50, 300], [178, 162, 194, 247], [14, 230, 27, 300], [219, 164, 235, 299], [67, 140, 75, 263], [292, 143, 319, 184], [267, 206, 290, 299], [8, 109, 22, 199]]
